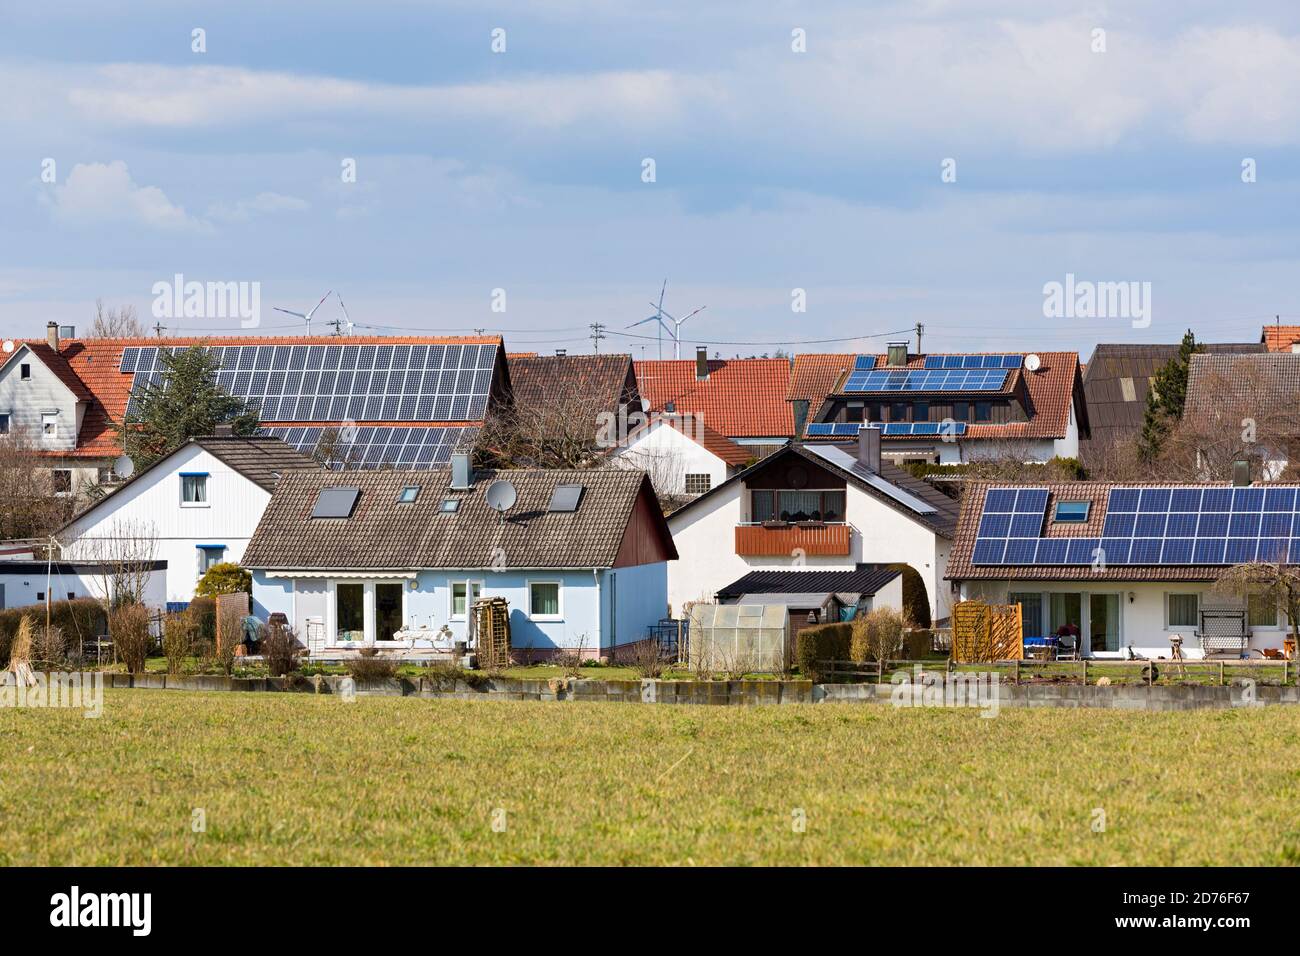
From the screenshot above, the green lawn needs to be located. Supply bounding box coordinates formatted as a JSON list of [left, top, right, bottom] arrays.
[[2, 690, 1299, 865]]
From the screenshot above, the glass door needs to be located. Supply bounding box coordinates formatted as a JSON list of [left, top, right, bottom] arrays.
[[1010, 592, 1043, 638], [376, 583, 405, 642], [1088, 593, 1121, 654], [336, 583, 365, 644], [1049, 593, 1082, 640]]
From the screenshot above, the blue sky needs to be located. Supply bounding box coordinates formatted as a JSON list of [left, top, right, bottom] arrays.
[[2, 0, 1298, 357]]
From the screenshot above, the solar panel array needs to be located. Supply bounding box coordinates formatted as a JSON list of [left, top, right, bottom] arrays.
[[119, 343, 497, 423], [972, 485, 1300, 567], [839, 355, 878, 390], [923, 354, 1023, 370], [843, 368, 1009, 393], [882, 422, 968, 437], [260, 425, 476, 469]]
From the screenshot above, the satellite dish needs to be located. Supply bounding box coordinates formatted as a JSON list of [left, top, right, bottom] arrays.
[[1024, 353, 1042, 372], [1, 340, 13, 353], [485, 479, 517, 514], [112, 455, 135, 479]]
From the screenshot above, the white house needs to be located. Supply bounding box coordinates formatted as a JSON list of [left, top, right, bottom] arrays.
[[666, 426, 958, 623], [0, 559, 166, 610], [607, 413, 752, 498], [947, 480, 1300, 658], [243, 459, 677, 660], [58, 433, 317, 607]]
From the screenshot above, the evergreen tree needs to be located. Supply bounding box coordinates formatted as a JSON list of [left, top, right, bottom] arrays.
[[1138, 329, 1200, 461], [118, 346, 260, 469]]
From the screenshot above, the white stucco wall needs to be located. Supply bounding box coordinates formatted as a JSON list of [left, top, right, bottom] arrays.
[[958, 578, 1289, 658], [61, 443, 271, 604], [667, 482, 950, 622]]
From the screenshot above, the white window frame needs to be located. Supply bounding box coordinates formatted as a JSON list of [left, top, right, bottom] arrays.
[[41, 412, 57, 440], [527, 579, 563, 622], [1164, 592, 1200, 630], [180, 473, 209, 508], [196, 546, 226, 576], [450, 579, 483, 621], [329, 579, 408, 646], [1053, 500, 1090, 523], [1247, 592, 1279, 629]]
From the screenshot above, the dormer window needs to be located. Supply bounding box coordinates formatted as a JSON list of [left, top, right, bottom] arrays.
[[1054, 501, 1090, 523], [397, 486, 420, 504]]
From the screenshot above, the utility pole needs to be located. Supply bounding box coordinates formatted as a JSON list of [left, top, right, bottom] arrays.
[[915, 322, 924, 355], [153, 321, 166, 337], [590, 322, 606, 354], [329, 316, 344, 336]]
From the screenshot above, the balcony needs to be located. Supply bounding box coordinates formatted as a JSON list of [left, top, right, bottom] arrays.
[[734, 523, 852, 557]]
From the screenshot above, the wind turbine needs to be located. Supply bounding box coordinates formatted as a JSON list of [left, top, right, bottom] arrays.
[[274, 290, 333, 336], [335, 292, 354, 336], [626, 281, 707, 359]]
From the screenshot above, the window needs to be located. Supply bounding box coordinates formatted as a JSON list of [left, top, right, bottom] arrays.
[[952, 402, 969, 422], [20, 364, 30, 380], [451, 581, 481, 619], [913, 401, 930, 422], [528, 581, 562, 620], [751, 489, 846, 523], [1053, 501, 1090, 523], [684, 473, 712, 495], [375, 582, 404, 642], [181, 473, 208, 506], [36, 592, 45, 602], [41, 412, 57, 439], [1010, 591, 1043, 638], [974, 402, 992, 422], [844, 403, 864, 423], [889, 402, 908, 422], [0, 413, 8, 434], [1247, 592, 1278, 628], [1167, 593, 1199, 628], [397, 486, 420, 504], [439, 498, 460, 513], [198, 546, 225, 574], [336, 583, 365, 642], [52, 469, 72, 495]]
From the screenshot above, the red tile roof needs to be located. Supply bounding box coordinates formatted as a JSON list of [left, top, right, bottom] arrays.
[[633, 358, 794, 439], [788, 353, 855, 405], [799, 352, 1083, 440], [14, 334, 503, 460], [1262, 325, 1300, 352]]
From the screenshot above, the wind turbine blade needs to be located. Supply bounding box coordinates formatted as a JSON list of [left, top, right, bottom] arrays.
[[627, 317, 659, 329], [306, 290, 333, 319], [274, 308, 307, 318]]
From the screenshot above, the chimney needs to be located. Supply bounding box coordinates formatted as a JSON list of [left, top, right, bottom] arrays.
[[1232, 460, 1251, 487], [886, 342, 908, 367], [695, 346, 709, 380], [46, 321, 59, 352], [555, 348, 567, 357], [213, 423, 234, 438], [450, 451, 473, 490], [857, 424, 882, 474]]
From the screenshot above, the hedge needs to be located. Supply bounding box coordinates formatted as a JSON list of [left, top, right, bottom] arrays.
[[0, 598, 107, 662], [795, 622, 853, 680]]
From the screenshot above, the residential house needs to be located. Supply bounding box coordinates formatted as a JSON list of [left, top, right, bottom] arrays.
[[1183, 352, 1300, 478], [666, 426, 958, 623], [607, 413, 753, 499], [243, 459, 677, 659], [1262, 323, 1300, 352], [1080, 341, 1264, 469], [0, 558, 167, 610], [1, 329, 513, 490], [506, 352, 641, 423], [798, 345, 1088, 466], [635, 348, 793, 456], [947, 480, 1300, 658], [57, 432, 317, 607]]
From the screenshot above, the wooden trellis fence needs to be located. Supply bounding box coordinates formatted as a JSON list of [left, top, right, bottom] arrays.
[[471, 597, 511, 669], [952, 600, 1023, 663]]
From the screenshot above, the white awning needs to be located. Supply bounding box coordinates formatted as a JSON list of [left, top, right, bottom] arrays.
[[262, 570, 418, 580]]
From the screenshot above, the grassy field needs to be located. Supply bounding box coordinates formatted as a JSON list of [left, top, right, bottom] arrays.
[[2, 689, 1299, 866]]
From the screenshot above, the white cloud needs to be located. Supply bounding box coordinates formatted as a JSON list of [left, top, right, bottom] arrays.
[[206, 191, 310, 223], [47, 161, 206, 231]]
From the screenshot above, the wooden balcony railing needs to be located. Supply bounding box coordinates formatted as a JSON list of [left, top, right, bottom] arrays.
[[734, 523, 852, 557]]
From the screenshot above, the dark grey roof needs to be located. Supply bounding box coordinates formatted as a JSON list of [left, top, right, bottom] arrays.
[[1080, 342, 1265, 465], [1185, 353, 1300, 422], [716, 565, 901, 601], [192, 436, 319, 492], [243, 466, 675, 570], [669, 443, 958, 539]]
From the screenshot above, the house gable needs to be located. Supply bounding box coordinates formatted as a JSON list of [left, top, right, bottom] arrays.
[[613, 478, 679, 568], [0, 343, 85, 451]]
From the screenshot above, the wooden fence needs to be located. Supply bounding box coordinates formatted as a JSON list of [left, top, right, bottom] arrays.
[[951, 601, 1023, 663]]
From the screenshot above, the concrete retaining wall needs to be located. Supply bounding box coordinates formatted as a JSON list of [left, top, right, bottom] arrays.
[[87, 672, 1300, 709]]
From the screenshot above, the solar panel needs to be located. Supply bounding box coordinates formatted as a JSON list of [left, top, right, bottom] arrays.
[[853, 355, 876, 370], [923, 354, 1022, 370], [973, 484, 1300, 567], [802, 445, 937, 514], [843, 369, 1008, 393], [311, 486, 360, 519]]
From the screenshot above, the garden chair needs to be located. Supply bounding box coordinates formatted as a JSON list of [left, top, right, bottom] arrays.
[[1055, 632, 1079, 661]]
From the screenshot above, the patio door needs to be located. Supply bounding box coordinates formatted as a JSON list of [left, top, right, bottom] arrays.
[[1088, 593, 1121, 654], [375, 583, 404, 642], [332, 580, 407, 645]]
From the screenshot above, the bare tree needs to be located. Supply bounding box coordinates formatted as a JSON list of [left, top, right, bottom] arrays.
[[312, 425, 363, 470], [1212, 558, 1300, 653], [615, 443, 692, 511], [477, 390, 624, 470], [89, 299, 146, 338], [0, 429, 72, 542], [67, 518, 159, 608]]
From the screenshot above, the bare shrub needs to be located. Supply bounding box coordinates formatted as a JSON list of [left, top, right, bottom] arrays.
[[554, 638, 587, 678], [628, 638, 668, 679], [162, 611, 195, 675], [33, 625, 67, 668], [110, 604, 152, 673], [345, 656, 397, 681], [262, 623, 303, 677], [213, 603, 243, 676], [850, 607, 909, 664]]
